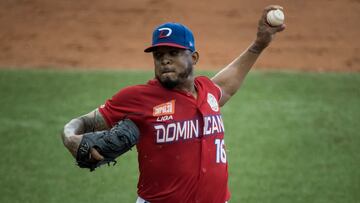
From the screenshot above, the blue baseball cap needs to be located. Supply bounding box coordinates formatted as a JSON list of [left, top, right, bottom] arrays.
[[144, 22, 195, 52]]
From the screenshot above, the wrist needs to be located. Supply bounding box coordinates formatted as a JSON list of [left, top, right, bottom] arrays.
[[61, 132, 72, 146], [62, 134, 82, 156], [248, 41, 268, 54]]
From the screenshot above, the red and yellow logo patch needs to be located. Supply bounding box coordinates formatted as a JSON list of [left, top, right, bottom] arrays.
[[153, 100, 175, 117]]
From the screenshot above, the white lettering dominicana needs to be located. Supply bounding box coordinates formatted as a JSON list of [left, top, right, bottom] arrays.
[[154, 115, 225, 143]]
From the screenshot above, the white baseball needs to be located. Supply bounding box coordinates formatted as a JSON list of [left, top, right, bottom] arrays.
[[266, 9, 284, 26]]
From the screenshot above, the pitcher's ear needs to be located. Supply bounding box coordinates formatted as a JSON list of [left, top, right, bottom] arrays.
[[192, 51, 199, 65]]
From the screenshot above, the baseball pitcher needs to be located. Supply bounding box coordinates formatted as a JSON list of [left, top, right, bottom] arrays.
[[61, 5, 285, 203]]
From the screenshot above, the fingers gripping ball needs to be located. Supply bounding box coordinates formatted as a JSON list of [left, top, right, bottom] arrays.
[[266, 9, 285, 26], [76, 119, 140, 171]]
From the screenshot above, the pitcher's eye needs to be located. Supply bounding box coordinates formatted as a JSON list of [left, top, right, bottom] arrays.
[[153, 52, 163, 59], [170, 50, 180, 56]]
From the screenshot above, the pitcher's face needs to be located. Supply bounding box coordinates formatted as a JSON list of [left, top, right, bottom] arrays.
[[153, 46, 197, 89]]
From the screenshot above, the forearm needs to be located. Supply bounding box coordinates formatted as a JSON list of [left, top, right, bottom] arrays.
[[61, 109, 109, 155], [61, 118, 85, 144], [229, 41, 267, 76], [212, 42, 263, 104], [218, 42, 262, 83]]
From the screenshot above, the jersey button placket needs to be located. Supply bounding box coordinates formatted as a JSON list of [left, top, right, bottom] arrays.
[[197, 107, 208, 178], [201, 139, 207, 175]]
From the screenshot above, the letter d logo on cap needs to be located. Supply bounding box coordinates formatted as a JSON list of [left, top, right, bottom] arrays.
[[158, 28, 172, 38], [144, 22, 196, 52]]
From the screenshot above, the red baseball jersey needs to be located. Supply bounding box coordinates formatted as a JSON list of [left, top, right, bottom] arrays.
[[99, 76, 231, 203]]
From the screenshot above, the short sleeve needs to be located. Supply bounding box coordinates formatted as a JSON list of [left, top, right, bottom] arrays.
[[212, 82, 223, 101], [99, 86, 142, 127], [196, 76, 223, 101]]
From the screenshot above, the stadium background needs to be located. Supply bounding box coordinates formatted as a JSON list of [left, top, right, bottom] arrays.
[[0, 0, 359, 71]]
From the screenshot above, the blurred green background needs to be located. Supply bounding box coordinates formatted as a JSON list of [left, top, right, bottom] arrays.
[[0, 69, 359, 203]]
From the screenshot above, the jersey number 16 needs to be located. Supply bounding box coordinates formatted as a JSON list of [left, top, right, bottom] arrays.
[[215, 138, 227, 164]]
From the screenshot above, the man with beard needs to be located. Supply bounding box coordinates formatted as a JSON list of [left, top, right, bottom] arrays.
[[61, 5, 285, 203]]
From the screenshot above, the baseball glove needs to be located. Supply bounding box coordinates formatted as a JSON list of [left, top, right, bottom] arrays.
[[76, 119, 140, 171]]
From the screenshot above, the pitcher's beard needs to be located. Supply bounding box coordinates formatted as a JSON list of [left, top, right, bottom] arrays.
[[157, 77, 178, 89], [157, 66, 193, 89]]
